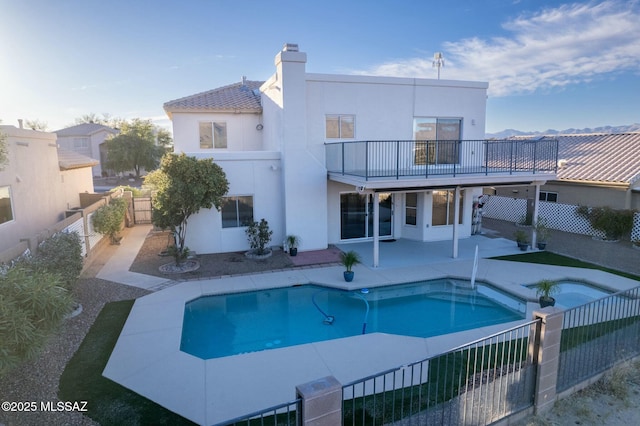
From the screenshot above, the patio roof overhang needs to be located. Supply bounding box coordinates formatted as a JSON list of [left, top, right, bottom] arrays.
[[327, 171, 556, 192]]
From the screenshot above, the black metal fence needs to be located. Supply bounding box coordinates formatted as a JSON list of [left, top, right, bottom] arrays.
[[212, 399, 302, 426], [557, 286, 640, 393], [342, 320, 540, 425], [325, 139, 558, 180]]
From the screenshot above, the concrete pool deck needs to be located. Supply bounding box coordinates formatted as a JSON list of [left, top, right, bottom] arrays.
[[100, 229, 640, 425]]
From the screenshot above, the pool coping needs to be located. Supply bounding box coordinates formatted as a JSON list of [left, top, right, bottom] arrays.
[[103, 259, 639, 425]]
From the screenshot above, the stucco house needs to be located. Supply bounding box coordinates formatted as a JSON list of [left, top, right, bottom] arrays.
[[54, 122, 118, 177], [0, 124, 97, 253], [164, 44, 557, 265], [493, 133, 640, 211]]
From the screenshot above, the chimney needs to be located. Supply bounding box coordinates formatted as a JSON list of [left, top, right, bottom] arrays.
[[18, 119, 23, 129], [242, 75, 247, 86], [283, 43, 299, 52]]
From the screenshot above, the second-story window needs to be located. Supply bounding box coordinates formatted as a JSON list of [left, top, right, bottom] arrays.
[[326, 115, 355, 139], [199, 122, 227, 149], [413, 118, 461, 165]]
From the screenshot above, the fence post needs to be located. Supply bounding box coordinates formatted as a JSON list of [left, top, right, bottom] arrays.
[[531, 307, 563, 415], [296, 376, 342, 425]]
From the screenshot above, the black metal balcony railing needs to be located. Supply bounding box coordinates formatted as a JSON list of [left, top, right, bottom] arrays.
[[325, 139, 559, 180]]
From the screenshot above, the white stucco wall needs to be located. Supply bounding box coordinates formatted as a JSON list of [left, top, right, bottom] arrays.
[[178, 152, 283, 254], [0, 126, 92, 252], [171, 112, 264, 152], [169, 46, 489, 254]]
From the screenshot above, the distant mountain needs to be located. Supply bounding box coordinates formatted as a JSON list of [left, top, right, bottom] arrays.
[[486, 123, 640, 139]]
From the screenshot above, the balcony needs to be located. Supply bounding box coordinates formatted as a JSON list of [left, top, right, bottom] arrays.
[[325, 139, 559, 188]]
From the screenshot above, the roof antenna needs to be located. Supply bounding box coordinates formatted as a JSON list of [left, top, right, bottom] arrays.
[[432, 52, 445, 79]]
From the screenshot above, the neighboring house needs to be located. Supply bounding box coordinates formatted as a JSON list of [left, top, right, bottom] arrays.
[[493, 133, 640, 211], [0, 125, 97, 253], [164, 44, 557, 265], [54, 122, 118, 177]]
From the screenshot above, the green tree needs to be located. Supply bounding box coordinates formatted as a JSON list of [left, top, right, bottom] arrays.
[[104, 118, 171, 177], [145, 153, 229, 263], [92, 198, 128, 244]]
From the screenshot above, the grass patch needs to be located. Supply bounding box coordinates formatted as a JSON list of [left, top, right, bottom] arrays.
[[58, 300, 195, 426], [490, 251, 640, 281]]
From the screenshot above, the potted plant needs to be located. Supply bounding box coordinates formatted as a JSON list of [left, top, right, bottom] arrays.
[[340, 250, 362, 282], [534, 218, 551, 250], [534, 279, 560, 308], [514, 229, 529, 251], [286, 235, 300, 256]]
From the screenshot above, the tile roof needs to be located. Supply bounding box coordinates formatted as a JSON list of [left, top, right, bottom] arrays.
[[57, 148, 99, 170], [163, 80, 264, 115], [518, 133, 640, 185], [54, 123, 118, 136]]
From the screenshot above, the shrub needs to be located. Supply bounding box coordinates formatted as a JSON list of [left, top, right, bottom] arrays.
[[577, 205, 635, 240], [245, 219, 273, 255], [32, 231, 83, 290], [0, 267, 73, 377], [92, 198, 128, 244]]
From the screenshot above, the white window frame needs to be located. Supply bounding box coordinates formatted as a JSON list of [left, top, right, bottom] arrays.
[[539, 191, 558, 202], [0, 185, 15, 226], [405, 192, 417, 226], [221, 195, 254, 228], [199, 121, 227, 149], [326, 115, 355, 139]]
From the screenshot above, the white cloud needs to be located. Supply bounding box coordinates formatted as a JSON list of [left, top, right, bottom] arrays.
[[353, 1, 640, 97]]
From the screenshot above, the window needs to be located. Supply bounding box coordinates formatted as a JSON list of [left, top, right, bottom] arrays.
[[0, 186, 14, 225], [432, 190, 463, 226], [199, 122, 227, 149], [221, 196, 253, 228], [326, 115, 355, 139], [413, 118, 461, 165], [539, 191, 558, 202], [73, 137, 89, 149], [405, 193, 417, 226]]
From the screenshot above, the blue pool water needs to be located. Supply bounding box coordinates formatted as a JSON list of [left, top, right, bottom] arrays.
[[180, 280, 526, 359]]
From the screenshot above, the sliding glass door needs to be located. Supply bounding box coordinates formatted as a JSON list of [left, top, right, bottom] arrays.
[[340, 193, 392, 240]]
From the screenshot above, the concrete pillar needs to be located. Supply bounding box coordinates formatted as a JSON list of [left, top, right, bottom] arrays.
[[531, 183, 541, 249], [452, 186, 461, 258], [296, 376, 342, 426], [531, 307, 563, 415], [373, 193, 379, 268]]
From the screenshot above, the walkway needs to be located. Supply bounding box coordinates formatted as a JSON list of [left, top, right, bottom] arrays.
[[96, 224, 639, 425]]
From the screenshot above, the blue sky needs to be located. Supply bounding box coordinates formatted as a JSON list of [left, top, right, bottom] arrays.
[[1, 0, 639, 134]]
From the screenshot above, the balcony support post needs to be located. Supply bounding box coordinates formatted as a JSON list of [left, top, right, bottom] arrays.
[[452, 186, 461, 258], [373, 193, 379, 268]]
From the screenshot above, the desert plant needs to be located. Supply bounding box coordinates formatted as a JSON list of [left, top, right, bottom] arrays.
[[286, 235, 300, 255], [246, 219, 273, 255], [534, 217, 551, 243], [32, 231, 83, 290], [514, 229, 529, 244], [340, 250, 362, 272], [92, 198, 128, 244], [0, 267, 73, 376], [534, 279, 560, 307], [576, 205, 635, 241], [166, 244, 191, 266]]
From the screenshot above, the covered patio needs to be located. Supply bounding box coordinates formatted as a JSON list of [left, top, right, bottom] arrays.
[[337, 232, 522, 269]]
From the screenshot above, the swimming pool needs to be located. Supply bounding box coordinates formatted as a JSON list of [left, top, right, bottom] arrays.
[[181, 279, 526, 359], [524, 281, 615, 308]]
